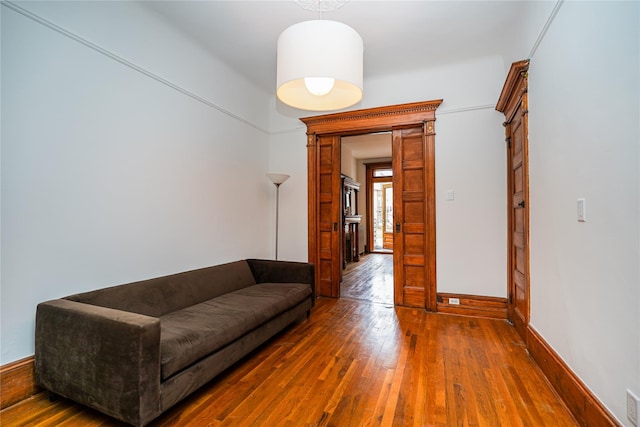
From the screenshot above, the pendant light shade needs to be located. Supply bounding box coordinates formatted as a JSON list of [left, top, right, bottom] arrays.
[[277, 20, 363, 111]]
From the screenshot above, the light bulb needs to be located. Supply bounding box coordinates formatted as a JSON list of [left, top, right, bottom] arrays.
[[304, 77, 335, 96]]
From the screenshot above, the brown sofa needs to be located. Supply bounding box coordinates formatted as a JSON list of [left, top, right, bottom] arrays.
[[35, 259, 314, 426]]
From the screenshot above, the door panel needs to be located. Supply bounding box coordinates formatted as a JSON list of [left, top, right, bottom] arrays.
[[510, 104, 529, 339], [393, 126, 429, 308], [316, 135, 341, 297]]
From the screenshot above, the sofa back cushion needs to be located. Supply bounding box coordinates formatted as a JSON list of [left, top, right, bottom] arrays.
[[64, 260, 257, 317]]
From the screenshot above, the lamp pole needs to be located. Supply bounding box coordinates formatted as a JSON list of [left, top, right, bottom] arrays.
[[274, 182, 282, 260], [266, 174, 290, 260]]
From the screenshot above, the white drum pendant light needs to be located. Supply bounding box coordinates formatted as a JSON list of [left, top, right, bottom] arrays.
[[277, 20, 363, 111]]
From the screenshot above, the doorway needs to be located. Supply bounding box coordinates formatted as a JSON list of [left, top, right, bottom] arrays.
[[368, 162, 393, 253], [375, 182, 393, 251], [340, 138, 393, 304], [302, 100, 442, 310]]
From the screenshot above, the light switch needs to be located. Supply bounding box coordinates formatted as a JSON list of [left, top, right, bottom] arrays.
[[577, 198, 586, 222], [446, 190, 455, 201]]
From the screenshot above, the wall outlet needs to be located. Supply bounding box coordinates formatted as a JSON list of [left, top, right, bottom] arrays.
[[449, 298, 460, 305], [628, 389, 639, 425]]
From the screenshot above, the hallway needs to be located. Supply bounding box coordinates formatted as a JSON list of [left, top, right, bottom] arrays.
[[340, 253, 394, 305]]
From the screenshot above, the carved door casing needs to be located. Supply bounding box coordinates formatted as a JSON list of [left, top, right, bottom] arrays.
[[303, 100, 441, 310], [497, 60, 530, 342]]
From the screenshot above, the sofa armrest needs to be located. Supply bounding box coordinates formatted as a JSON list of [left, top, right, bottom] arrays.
[[35, 299, 161, 426], [246, 259, 315, 303]]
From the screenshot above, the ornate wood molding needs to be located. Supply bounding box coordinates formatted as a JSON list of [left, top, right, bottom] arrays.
[[496, 59, 529, 122], [301, 100, 443, 135]]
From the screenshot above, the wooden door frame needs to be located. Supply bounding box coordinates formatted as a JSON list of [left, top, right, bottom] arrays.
[[496, 60, 530, 337], [302, 100, 442, 310]]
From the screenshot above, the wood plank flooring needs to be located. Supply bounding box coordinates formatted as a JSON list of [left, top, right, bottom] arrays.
[[341, 253, 394, 305], [0, 297, 577, 426]]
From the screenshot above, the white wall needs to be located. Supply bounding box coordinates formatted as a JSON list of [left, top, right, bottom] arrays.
[[267, 130, 308, 262], [340, 143, 358, 180], [528, 1, 639, 424], [1, 2, 272, 364], [436, 108, 507, 297]]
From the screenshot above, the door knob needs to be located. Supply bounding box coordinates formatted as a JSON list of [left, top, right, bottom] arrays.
[[396, 223, 401, 233]]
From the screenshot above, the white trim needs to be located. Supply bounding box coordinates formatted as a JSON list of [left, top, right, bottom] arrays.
[[529, 0, 565, 59], [437, 104, 496, 116], [268, 126, 308, 136], [2, 1, 271, 135]]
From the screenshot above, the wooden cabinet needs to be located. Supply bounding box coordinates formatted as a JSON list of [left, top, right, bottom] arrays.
[[342, 175, 361, 268]]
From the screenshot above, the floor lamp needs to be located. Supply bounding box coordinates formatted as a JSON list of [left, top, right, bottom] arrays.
[[267, 173, 290, 260]]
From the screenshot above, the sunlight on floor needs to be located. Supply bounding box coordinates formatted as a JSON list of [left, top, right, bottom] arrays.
[[341, 253, 394, 305]]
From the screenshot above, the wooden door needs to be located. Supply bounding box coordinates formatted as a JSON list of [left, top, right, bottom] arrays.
[[508, 102, 529, 340], [392, 124, 436, 309], [303, 100, 441, 304], [311, 134, 342, 297], [382, 183, 394, 250], [497, 60, 530, 342]]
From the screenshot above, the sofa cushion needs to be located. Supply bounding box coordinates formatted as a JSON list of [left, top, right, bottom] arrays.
[[65, 261, 257, 317], [159, 283, 312, 380]]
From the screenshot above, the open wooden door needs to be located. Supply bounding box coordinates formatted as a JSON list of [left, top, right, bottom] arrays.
[[497, 60, 530, 342], [392, 123, 436, 309], [303, 100, 441, 305], [308, 134, 342, 297]]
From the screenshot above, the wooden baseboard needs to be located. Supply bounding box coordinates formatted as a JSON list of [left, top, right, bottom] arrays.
[[0, 356, 40, 410], [436, 293, 507, 320], [527, 326, 620, 426]]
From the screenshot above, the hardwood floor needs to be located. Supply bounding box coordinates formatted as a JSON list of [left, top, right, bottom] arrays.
[[341, 253, 394, 305], [0, 297, 577, 426]]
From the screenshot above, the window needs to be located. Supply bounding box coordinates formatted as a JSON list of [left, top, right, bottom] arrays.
[[373, 169, 392, 177]]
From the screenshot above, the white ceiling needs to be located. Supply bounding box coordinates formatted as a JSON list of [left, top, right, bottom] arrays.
[[143, 0, 539, 94], [343, 133, 392, 159]]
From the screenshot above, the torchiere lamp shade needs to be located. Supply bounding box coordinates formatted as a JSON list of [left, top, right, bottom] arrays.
[[267, 173, 291, 185]]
